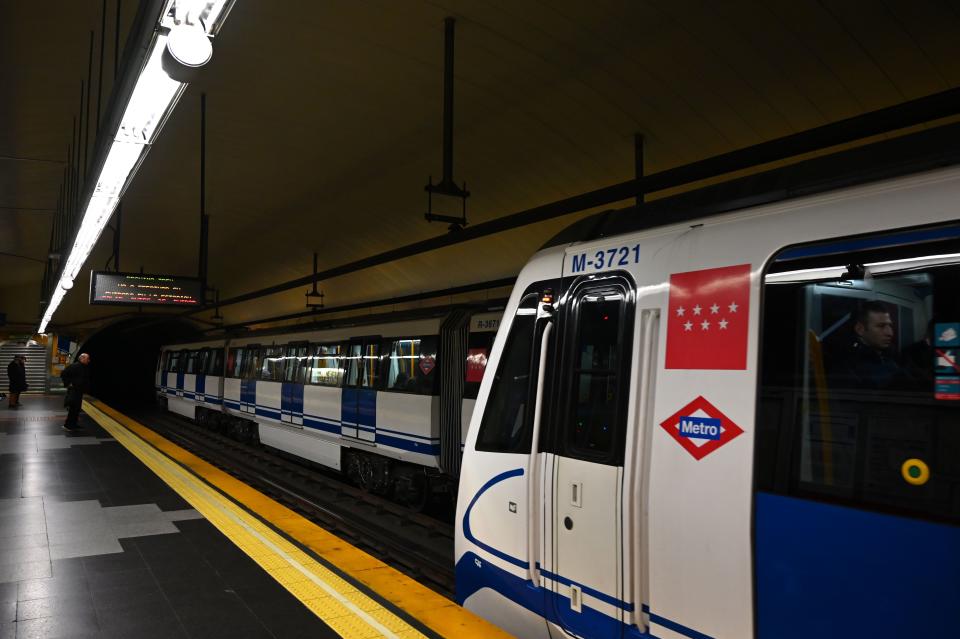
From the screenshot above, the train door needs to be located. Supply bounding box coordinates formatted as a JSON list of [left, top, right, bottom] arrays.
[[756, 229, 960, 638], [541, 275, 635, 638], [342, 337, 380, 442]]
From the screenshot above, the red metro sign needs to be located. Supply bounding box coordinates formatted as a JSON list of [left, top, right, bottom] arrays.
[[659, 395, 744, 460]]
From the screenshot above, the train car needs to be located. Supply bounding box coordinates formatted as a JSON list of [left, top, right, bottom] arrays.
[[157, 308, 501, 504], [455, 166, 960, 638]]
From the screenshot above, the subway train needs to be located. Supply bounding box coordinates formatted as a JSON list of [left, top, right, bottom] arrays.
[[455, 165, 960, 638], [156, 308, 501, 505]]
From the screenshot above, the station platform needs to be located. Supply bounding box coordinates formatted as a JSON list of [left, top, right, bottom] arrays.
[[0, 396, 510, 639]]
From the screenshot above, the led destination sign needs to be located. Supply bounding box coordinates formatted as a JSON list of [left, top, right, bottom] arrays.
[[89, 271, 203, 306]]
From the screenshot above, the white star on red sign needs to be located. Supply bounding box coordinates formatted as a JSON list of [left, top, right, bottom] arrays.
[[677, 306, 685, 317], [701, 320, 710, 330], [684, 321, 693, 331], [728, 302, 738, 313], [710, 303, 719, 314], [719, 318, 728, 329], [693, 304, 702, 315]]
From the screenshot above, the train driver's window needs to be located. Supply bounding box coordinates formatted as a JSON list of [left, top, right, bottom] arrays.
[[561, 283, 632, 464], [476, 291, 540, 453], [385, 337, 438, 395], [759, 229, 960, 524], [226, 348, 243, 378]]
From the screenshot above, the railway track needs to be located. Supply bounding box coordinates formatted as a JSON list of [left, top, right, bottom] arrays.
[[124, 407, 457, 599]]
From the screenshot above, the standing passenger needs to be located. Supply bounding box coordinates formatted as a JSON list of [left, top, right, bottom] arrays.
[[7, 356, 27, 409], [61, 353, 91, 431]]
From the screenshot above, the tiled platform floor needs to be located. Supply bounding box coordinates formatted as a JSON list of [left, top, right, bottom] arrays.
[[0, 396, 336, 638]]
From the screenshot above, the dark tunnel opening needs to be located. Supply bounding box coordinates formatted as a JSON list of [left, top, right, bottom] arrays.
[[76, 316, 202, 408]]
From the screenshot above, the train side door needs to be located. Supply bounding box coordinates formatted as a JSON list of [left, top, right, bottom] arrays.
[[342, 337, 380, 442], [542, 275, 634, 638]]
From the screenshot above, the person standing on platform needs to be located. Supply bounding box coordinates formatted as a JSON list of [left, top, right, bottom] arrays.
[[61, 353, 91, 431], [7, 355, 27, 409]]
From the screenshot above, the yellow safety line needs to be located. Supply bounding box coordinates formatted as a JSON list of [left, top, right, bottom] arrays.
[[84, 400, 423, 639], [84, 400, 512, 639]]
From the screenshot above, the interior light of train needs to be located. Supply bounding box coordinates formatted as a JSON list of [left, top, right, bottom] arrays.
[[36, 1, 235, 335], [766, 252, 960, 285]]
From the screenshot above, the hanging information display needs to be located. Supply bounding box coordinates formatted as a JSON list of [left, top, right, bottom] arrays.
[[89, 271, 203, 306]]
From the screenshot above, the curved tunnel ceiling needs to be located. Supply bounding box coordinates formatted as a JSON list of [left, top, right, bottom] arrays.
[[2, 1, 960, 333]]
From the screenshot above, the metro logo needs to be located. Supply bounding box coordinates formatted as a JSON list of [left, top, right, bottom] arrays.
[[660, 396, 743, 460], [678, 416, 721, 440]]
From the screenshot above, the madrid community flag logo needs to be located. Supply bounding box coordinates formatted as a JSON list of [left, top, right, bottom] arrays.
[[665, 263, 751, 370]]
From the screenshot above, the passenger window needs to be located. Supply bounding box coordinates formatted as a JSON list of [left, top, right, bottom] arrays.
[[260, 346, 284, 381], [464, 332, 495, 400], [208, 349, 224, 376], [476, 291, 540, 453], [178, 349, 189, 373], [385, 337, 438, 395], [242, 347, 261, 379], [758, 229, 960, 524], [307, 343, 343, 386], [560, 281, 632, 464], [227, 347, 243, 378], [282, 344, 300, 383], [197, 349, 210, 375]]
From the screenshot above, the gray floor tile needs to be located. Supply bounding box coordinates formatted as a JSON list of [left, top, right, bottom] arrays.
[[0, 561, 50, 585], [0, 601, 13, 623], [0, 548, 49, 568], [17, 576, 87, 602], [0, 536, 48, 553], [15, 592, 92, 621], [14, 610, 99, 638]]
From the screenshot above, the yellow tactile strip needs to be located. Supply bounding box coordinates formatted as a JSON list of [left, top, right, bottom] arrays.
[[84, 400, 513, 639]]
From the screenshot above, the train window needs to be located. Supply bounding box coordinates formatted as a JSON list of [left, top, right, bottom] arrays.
[[241, 347, 261, 379], [282, 344, 306, 383], [560, 282, 632, 464], [385, 337, 438, 395], [476, 291, 540, 453], [226, 347, 243, 378], [306, 343, 344, 386], [464, 332, 495, 400], [260, 346, 284, 381], [185, 350, 198, 374], [345, 342, 381, 389], [160, 351, 170, 372], [208, 349, 224, 376], [758, 232, 960, 524], [197, 349, 210, 375]]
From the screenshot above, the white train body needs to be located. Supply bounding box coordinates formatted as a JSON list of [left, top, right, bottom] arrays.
[[456, 167, 960, 638], [157, 311, 500, 498]]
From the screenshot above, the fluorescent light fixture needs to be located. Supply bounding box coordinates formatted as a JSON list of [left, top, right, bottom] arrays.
[[37, 1, 234, 334]]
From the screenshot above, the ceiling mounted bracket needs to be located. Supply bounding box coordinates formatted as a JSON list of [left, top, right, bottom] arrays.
[[424, 16, 470, 232], [305, 252, 325, 310]]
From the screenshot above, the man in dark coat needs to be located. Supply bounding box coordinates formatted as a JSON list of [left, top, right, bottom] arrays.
[[61, 353, 91, 431], [7, 355, 27, 408]]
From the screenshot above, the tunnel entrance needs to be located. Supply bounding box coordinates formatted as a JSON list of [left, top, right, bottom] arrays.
[[77, 316, 202, 408]]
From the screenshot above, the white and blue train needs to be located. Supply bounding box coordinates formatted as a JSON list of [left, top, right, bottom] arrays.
[[156, 309, 501, 504], [456, 165, 960, 638]]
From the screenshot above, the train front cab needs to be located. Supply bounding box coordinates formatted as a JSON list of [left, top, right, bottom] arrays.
[[156, 344, 225, 418], [456, 168, 960, 639]]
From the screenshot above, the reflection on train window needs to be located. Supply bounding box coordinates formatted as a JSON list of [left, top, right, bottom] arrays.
[[307, 343, 343, 386], [464, 332, 495, 400], [345, 343, 380, 389], [565, 289, 628, 463], [759, 234, 960, 524], [385, 337, 438, 395], [476, 291, 540, 453], [197, 350, 210, 375], [226, 348, 243, 378], [159, 351, 170, 372], [281, 344, 300, 383]]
